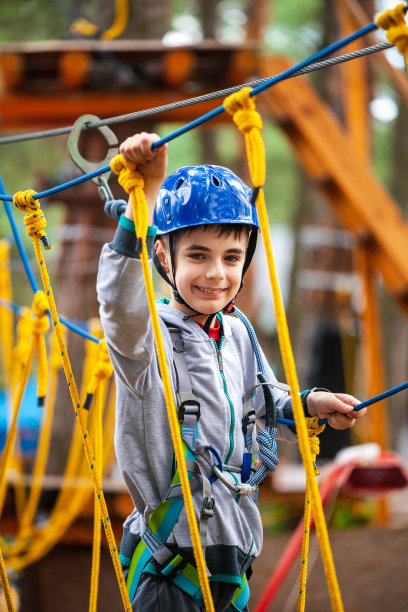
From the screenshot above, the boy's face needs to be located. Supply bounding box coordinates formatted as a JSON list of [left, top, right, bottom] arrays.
[[156, 226, 247, 325]]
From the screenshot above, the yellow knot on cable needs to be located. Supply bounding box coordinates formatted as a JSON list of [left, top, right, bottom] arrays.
[[13, 190, 51, 250], [110, 154, 148, 249], [376, 3, 408, 68], [306, 417, 325, 476], [224, 87, 265, 190]]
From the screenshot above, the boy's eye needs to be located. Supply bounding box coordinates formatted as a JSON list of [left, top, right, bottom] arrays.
[[225, 255, 240, 263], [188, 253, 205, 260]]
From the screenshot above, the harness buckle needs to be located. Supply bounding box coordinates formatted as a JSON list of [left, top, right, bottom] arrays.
[[242, 409, 255, 436], [157, 553, 188, 581], [177, 397, 201, 423], [202, 496, 215, 518]]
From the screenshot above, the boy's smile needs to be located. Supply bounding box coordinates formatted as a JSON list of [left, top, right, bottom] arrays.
[[155, 226, 247, 325]]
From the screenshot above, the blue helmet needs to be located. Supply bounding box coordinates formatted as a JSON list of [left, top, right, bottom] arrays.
[[153, 164, 259, 327], [153, 164, 259, 234]]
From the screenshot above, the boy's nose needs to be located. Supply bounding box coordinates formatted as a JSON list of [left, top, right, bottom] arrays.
[[206, 259, 225, 280]]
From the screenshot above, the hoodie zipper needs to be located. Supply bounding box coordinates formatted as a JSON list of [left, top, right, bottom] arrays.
[[212, 336, 235, 464]]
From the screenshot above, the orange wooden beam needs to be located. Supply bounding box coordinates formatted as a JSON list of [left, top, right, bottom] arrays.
[[0, 91, 229, 130], [260, 56, 408, 318]]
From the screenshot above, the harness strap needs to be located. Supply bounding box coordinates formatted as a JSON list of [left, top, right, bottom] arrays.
[[143, 561, 250, 611]]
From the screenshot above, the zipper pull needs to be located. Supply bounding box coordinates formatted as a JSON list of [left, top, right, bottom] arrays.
[[217, 348, 223, 370]]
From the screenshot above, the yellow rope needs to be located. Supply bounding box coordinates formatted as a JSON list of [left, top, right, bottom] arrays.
[[111, 155, 215, 612], [5, 327, 114, 570], [0, 240, 14, 389], [13, 333, 60, 550], [376, 2, 408, 69], [0, 548, 15, 612], [0, 338, 35, 521], [12, 190, 132, 611], [31, 291, 49, 406], [297, 417, 325, 612], [88, 340, 113, 612], [101, 0, 129, 40], [70, 0, 128, 40], [224, 87, 344, 612]]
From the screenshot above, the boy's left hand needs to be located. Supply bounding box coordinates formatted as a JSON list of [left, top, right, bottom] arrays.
[[306, 392, 366, 430]]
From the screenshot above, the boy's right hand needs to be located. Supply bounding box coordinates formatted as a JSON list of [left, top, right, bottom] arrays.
[[119, 132, 168, 224]]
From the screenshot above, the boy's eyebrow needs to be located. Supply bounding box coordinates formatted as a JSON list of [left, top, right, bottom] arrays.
[[184, 244, 245, 255]]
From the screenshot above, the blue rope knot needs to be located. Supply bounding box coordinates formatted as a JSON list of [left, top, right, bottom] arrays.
[[247, 426, 279, 487]]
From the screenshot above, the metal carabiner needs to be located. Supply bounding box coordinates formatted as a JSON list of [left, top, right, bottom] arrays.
[[212, 465, 256, 495], [68, 114, 118, 202]]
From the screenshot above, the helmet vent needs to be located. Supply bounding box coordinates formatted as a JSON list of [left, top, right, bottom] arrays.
[[212, 175, 220, 187], [175, 178, 184, 189]]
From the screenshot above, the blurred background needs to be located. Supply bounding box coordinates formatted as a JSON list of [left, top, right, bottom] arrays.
[[0, 1, 408, 610]]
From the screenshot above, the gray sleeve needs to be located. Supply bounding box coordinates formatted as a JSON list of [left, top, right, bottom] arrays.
[[96, 224, 156, 392]]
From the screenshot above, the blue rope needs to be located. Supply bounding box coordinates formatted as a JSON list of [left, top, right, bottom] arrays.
[[0, 19, 384, 203], [150, 22, 378, 151], [0, 175, 39, 293], [0, 175, 100, 344]]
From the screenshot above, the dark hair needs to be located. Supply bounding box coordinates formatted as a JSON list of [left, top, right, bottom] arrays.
[[169, 223, 250, 241]]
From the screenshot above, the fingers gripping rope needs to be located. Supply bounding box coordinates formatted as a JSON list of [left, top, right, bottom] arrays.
[[13, 190, 51, 250], [376, 3, 408, 68], [110, 155, 148, 252]]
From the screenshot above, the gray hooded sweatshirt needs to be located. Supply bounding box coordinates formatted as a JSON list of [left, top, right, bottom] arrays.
[[96, 220, 297, 581]]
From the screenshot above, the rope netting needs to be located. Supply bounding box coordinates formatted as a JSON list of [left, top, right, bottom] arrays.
[[0, 4, 408, 611]]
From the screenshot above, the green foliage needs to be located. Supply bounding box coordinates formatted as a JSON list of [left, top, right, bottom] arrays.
[[0, 1, 68, 42]]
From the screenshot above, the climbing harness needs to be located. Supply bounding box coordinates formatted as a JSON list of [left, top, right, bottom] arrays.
[[123, 322, 255, 610]]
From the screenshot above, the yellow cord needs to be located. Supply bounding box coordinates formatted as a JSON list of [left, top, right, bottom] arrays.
[[101, 0, 129, 40], [111, 155, 215, 612], [376, 2, 408, 69], [224, 87, 344, 612], [0, 240, 14, 388], [12, 190, 132, 611], [0, 547, 15, 612], [297, 417, 325, 612], [0, 339, 35, 521], [70, 0, 129, 40]]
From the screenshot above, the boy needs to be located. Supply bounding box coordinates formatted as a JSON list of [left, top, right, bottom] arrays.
[[97, 132, 366, 611]]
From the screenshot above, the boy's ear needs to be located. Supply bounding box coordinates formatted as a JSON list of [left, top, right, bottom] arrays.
[[155, 239, 170, 274]]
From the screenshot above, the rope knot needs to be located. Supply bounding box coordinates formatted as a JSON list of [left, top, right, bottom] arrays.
[[376, 3, 408, 64], [13, 189, 38, 213], [13, 190, 51, 250], [32, 290, 49, 318], [110, 154, 145, 195], [224, 87, 263, 134], [256, 427, 279, 472], [375, 2, 406, 31], [94, 340, 114, 380]]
